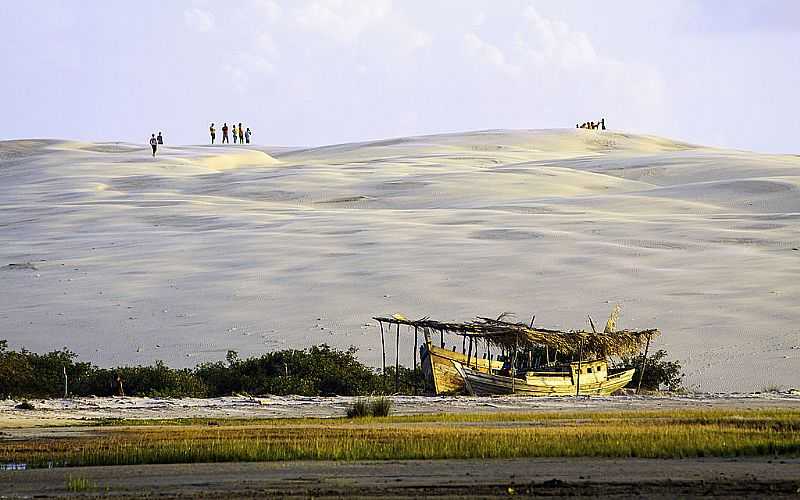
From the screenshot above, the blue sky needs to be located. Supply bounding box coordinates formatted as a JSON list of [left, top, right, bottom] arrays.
[[1, 0, 798, 152]]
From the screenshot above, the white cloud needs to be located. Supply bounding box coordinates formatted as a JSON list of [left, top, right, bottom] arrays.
[[459, 6, 667, 131], [521, 7, 598, 70], [184, 8, 215, 33], [291, 0, 429, 51], [294, 0, 392, 43], [464, 32, 520, 76], [249, 0, 282, 23]]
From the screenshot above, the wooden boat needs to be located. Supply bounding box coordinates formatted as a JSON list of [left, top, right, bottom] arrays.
[[453, 359, 635, 396], [374, 307, 657, 397], [420, 341, 503, 395]]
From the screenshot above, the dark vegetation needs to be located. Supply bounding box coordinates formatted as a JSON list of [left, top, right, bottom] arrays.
[[621, 349, 685, 391], [0, 340, 424, 399], [346, 397, 393, 418], [0, 339, 682, 399]]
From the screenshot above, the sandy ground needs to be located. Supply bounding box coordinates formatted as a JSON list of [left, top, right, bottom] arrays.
[[1, 393, 799, 429], [2, 458, 800, 498], [1, 130, 799, 392]]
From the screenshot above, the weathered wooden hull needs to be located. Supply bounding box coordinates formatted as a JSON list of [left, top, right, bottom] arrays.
[[420, 343, 503, 395], [454, 363, 635, 396]]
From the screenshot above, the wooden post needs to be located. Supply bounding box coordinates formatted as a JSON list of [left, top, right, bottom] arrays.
[[395, 323, 400, 394], [636, 333, 652, 394], [413, 326, 419, 396], [576, 338, 583, 397], [379, 321, 386, 377], [440, 329, 444, 349], [462, 335, 466, 354], [466, 337, 473, 367], [63, 366, 68, 399], [487, 340, 491, 374], [413, 326, 419, 370], [511, 331, 518, 394]]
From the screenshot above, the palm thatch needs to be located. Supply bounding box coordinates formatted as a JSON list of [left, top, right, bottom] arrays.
[[373, 312, 658, 358]]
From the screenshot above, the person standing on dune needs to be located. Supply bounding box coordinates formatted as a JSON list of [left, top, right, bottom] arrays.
[[232, 123, 238, 144], [245, 127, 252, 144], [210, 123, 216, 144], [238, 123, 244, 144], [149, 134, 158, 157], [222, 123, 229, 143], [157, 132, 163, 145]]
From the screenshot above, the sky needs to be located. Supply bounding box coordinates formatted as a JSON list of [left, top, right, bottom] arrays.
[[1, 0, 799, 153]]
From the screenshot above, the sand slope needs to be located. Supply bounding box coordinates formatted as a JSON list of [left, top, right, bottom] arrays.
[[1, 129, 798, 392]]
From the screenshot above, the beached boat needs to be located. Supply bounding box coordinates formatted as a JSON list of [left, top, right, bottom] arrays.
[[420, 341, 503, 394], [374, 307, 658, 396], [453, 359, 635, 396]]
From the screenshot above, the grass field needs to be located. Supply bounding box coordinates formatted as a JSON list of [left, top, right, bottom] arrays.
[[3, 409, 799, 468]]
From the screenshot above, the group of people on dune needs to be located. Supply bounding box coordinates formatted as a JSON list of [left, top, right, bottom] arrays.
[[209, 122, 252, 145], [148, 131, 164, 157], [577, 118, 606, 130]]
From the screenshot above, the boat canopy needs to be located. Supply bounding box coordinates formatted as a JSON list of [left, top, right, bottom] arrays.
[[373, 312, 659, 357]]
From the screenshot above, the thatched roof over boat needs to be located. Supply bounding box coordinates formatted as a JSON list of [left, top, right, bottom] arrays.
[[373, 313, 659, 357]]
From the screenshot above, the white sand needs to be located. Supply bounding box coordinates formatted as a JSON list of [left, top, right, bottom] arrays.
[[0, 130, 798, 392]]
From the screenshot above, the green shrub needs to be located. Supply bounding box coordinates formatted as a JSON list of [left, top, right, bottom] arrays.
[[345, 397, 393, 418], [369, 397, 392, 417], [346, 399, 371, 418], [0, 340, 396, 399], [620, 349, 684, 391]]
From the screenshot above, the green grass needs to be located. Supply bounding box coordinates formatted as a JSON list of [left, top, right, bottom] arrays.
[[346, 399, 371, 418], [66, 475, 96, 492], [346, 397, 393, 418], [4, 409, 799, 467], [98, 407, 800, 427]]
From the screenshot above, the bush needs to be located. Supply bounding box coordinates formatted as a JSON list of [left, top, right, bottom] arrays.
[[0, 340, 400, 399], [345, 397, 393, 418], [369, 397, 393, 417], [346, 399, 371, 418], [196, 344, 385, 397], [620, 349, 684, 391]]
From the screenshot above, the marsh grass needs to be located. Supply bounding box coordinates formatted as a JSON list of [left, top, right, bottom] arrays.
[[346, 399, 371, 418], [346, 396, 392, 417], [66, 475, 96, 492], [370, 396, 392, 417], [5, 409, 799, 467]]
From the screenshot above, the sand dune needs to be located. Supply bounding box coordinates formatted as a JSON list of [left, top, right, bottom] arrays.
[[1, 129, 798, 392]]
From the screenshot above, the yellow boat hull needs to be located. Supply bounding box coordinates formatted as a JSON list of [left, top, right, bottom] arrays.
[[420, 343, 503, 395], [455, 362, 635, 396]]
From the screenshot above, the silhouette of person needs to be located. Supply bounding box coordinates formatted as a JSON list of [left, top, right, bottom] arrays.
[[601, 118, 606, 130], [149, 134, 158, 157], [210, 123, 216, 144], [232, 123, 238, 144], [222, 123, 229, 143], [238, 123, 244, 143], [157, 132, 163, 145], [245, 127, 252, 144]]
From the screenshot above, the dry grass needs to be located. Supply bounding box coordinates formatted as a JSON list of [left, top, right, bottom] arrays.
[[3, 409, 798, 467]]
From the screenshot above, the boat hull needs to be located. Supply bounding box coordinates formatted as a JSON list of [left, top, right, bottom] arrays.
[[420, 343, 503, 395], [455, 362, 635, 396]]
